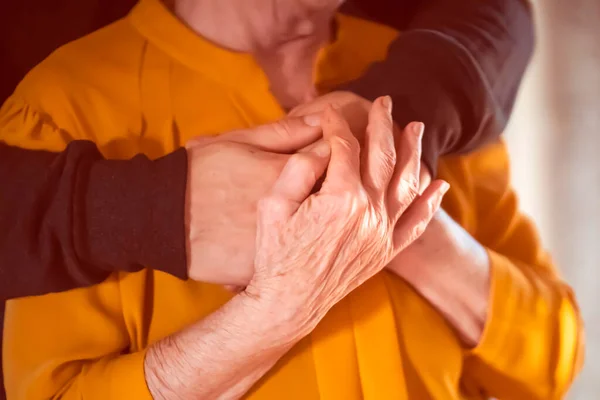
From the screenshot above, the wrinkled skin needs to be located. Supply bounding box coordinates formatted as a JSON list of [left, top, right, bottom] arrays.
[[184, 92, 373, 286], [291, 91, 433, 186], [145, 99, 448, 400], [185, 92, 435, 287], [185, 115, 323, 284], [246, 98, 448, 336]]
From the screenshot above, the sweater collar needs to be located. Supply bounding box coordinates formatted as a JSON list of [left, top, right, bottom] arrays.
[[129, 0, 269, 90]]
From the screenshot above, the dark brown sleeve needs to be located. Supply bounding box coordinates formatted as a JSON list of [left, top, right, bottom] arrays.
[[0, 141, 188, 301], [339, 0, 534, 173]]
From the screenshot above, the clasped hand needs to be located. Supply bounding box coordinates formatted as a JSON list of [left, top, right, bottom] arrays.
[[184, 94, 447, 296]]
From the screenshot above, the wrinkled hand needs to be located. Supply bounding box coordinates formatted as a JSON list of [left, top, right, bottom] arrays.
[[185, 115, 322, 284], [245, 97, 449, 340], [293, 92, 433, 192]]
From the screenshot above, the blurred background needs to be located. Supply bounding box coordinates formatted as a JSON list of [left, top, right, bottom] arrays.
[[1, 0, 598, 397], [505, 1, 600, 397]]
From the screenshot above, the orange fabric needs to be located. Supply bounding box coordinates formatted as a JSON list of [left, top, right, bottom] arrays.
[[1, 0, 583, 399], [446, 143, 586, 399]]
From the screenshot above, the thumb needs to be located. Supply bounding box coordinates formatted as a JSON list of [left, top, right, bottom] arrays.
[[265, 140, 331, 217], [220, 113, 323, 153]]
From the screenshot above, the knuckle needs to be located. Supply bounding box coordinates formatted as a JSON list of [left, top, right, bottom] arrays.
[[392, 178, 420, 215], [272, 120, 294, 140], [380, 144, 396, 162], [377, 151, 396, 177], [339, 186, 369, 214], [400, 176, 420, 201], [369, 111, 393, 131], [331, 135, 357, 153], [331, 136, 351, 151]]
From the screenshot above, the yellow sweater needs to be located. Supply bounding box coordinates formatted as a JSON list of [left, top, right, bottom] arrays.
[[1, 0, 583, 399]]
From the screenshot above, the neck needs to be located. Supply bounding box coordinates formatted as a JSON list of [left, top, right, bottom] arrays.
[[173, 0, 329, 52], [172, 0, 337, 108]]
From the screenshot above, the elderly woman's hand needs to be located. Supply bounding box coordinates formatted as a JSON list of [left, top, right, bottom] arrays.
[[145, 97, 448, 400], [245, 96, 449, 342], [184, 115, 323, 285]]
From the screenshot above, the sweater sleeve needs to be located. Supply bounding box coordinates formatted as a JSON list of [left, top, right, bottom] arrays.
[[339, 0, 534, 173], [0, 96, 188, 301], [460, 142, 584, 399]]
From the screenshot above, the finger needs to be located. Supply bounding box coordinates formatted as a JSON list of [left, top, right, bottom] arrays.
[[320, 106, 361, 191], [387, 122, 424, 221], [299, 139, 326, 153], [362, 96, 396, 196], [263, 140, 331, 218], [217, 114, 323, 153], [300, 139, 329, 192], [418, 162, 433, 194], [392, 180, 449, 252]]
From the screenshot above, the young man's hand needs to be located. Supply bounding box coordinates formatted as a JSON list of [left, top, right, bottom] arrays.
[[184, 114, 323, 285]]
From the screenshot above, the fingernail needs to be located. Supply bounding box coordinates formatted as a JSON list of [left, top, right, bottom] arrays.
[[303, 113, 321, 127], [413, 122, 424, 138], [311, 140, 331, 158], [440, 181, 450, 195], [382, 96, 392, 115]]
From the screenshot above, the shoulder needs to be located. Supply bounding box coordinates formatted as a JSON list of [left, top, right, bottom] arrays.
[[10, 19, 146, 137]]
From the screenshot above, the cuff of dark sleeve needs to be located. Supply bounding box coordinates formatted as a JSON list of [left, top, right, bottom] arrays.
[[75, 148, 189, 279]]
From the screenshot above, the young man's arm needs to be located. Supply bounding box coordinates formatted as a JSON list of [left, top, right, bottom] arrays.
[[0, 140, 188, 300], [340, 0, 534, 172], [0, 111, 321, 300]]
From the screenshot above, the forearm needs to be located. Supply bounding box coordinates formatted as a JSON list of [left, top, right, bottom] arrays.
[[145, 293, 299, 399], [340, 0, 534, 172], [0, 140, 188, 300], [391, 210, 491, 347], [0, 140, 111, 299]]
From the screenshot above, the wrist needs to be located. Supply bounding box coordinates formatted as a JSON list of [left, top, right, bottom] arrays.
[[145, 337, 187, 400], [237, 289, 308, 347], [81, 148, 188, 277], [145, 292, 299, 399]]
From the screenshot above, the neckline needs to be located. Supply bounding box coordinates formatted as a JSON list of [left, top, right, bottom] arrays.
[[129, 0, 269, 90]]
